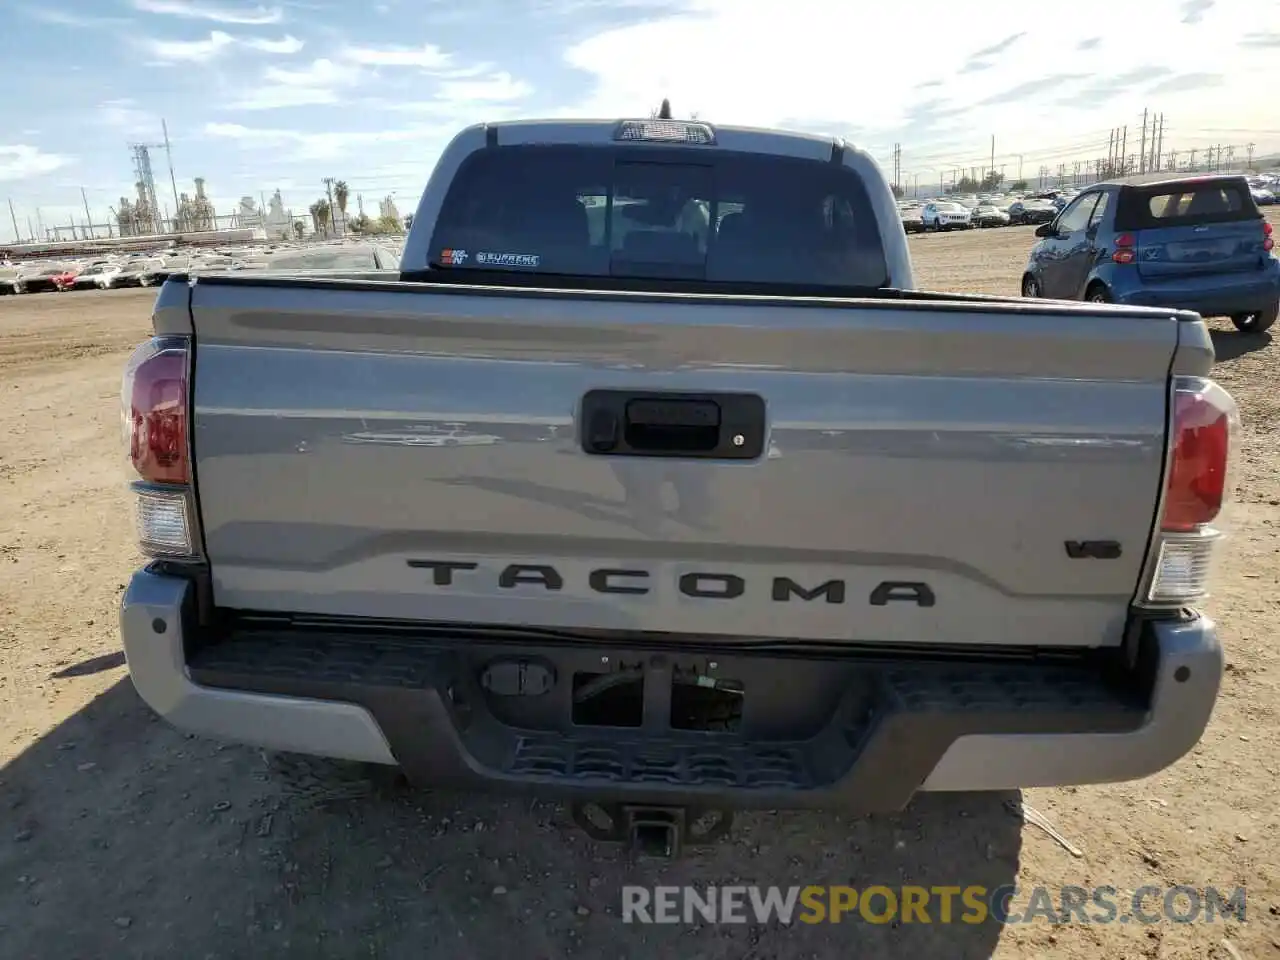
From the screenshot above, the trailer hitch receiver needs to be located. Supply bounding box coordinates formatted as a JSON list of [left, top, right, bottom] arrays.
[[570, 802, 733, 858], [629, 807, 684, 858]]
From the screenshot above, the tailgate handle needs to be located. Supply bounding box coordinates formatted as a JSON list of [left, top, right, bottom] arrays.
[[580, 390, 765, 460], [625, 399, 720, 453], [626, 398, 720, 427]]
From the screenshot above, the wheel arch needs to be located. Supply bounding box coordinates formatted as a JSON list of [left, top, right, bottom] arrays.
[[1083, 276, 1111, 301]]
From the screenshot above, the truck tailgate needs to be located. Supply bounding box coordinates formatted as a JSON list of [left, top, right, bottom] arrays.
[[187, 278, 1180, 648]]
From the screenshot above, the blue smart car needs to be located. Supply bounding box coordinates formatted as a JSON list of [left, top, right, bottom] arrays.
[[1021, 175, 1279, 333]]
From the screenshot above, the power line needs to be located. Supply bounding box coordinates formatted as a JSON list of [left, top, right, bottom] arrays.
[[8, 125, 1278, 231]]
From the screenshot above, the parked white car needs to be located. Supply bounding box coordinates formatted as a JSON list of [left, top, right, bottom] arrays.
[[69, 262, 124, 290], [921, 200, 973, 231]]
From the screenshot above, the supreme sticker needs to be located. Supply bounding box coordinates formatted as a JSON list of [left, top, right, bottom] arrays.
[[476, 251, 541, 267]]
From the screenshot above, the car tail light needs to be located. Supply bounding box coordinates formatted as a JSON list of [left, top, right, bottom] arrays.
[[123, 337, 189, 483], [1263, 221, 1273, 253], [1142, 377, 1240, 606], [133, 488, 195, 556], [1161, 385, 1235, 532], [1112, 233, 1136, 265], [121, 336, 200, 559]]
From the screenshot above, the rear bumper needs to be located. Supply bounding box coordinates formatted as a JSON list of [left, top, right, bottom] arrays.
[[120, 567, 1224, 810], [1111, 261, 1280, 317]]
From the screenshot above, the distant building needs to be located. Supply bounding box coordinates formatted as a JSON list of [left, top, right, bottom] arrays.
[[237, 196, 261, 227], [263, 189, 294, 239]]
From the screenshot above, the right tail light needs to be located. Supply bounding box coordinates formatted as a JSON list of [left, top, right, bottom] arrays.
[[1142, 376, 1240, 606]]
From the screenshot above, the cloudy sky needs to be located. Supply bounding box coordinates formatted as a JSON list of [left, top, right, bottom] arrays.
[[1, 0, 1276, 241]]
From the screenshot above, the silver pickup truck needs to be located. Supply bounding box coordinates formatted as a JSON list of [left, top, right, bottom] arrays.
[[120, 117, 1238, 854]]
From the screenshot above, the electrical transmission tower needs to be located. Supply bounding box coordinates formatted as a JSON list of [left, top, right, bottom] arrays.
[[129, 120, 179, 235], [129, 145, 162, 234]]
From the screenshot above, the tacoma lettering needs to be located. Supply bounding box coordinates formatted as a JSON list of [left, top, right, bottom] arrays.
[[405, 560, 935, 607], [772, 577, 845, 604]]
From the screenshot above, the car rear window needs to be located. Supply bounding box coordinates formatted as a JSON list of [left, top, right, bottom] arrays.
[[427, 144, 889, 290], [1115, 179, 1258, 230], [268, 249, 379, 270]]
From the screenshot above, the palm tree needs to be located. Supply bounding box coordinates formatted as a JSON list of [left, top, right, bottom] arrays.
[[334, 180, 349, 236], [308, 198, 332, 236]]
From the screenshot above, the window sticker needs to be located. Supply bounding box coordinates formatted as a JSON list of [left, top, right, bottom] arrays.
[[476, 251, 541, 268], [439, 248, 468, 265]]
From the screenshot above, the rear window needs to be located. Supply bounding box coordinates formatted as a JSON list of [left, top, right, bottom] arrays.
[[1116, 179, 1258, 231], [268, 249, 378, 270], [427, 144, 889, 289]]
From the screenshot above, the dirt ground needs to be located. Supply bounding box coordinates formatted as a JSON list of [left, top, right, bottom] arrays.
[[2, 222, 1278, 959]]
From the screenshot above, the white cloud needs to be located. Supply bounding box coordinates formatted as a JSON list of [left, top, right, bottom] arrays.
[[560, 0, 1273, 163], [263, 57, 362, 87], [228, 42, 479, 110], [142, 29, 236, 62], [535, 0, 684, 12], [95, 99, 161, 136], [22, 7, 131, 27], [436, 61, 497, 80], [133, 29, 302, 68], [380, 99, 525, 125], [204, 122, 256, 137], [201, 120, 443, 162], [341, 43, 452, 69], [244, 34, 304, 54], [231, 86, 341, 109], [436, 71, 532, 103], [131, 0, 283, 24], [232, 56, 363, 108], [0, 145, 72, 181]]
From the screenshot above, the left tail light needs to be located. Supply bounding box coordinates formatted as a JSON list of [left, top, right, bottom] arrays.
[[121, 336, 200, 559]]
